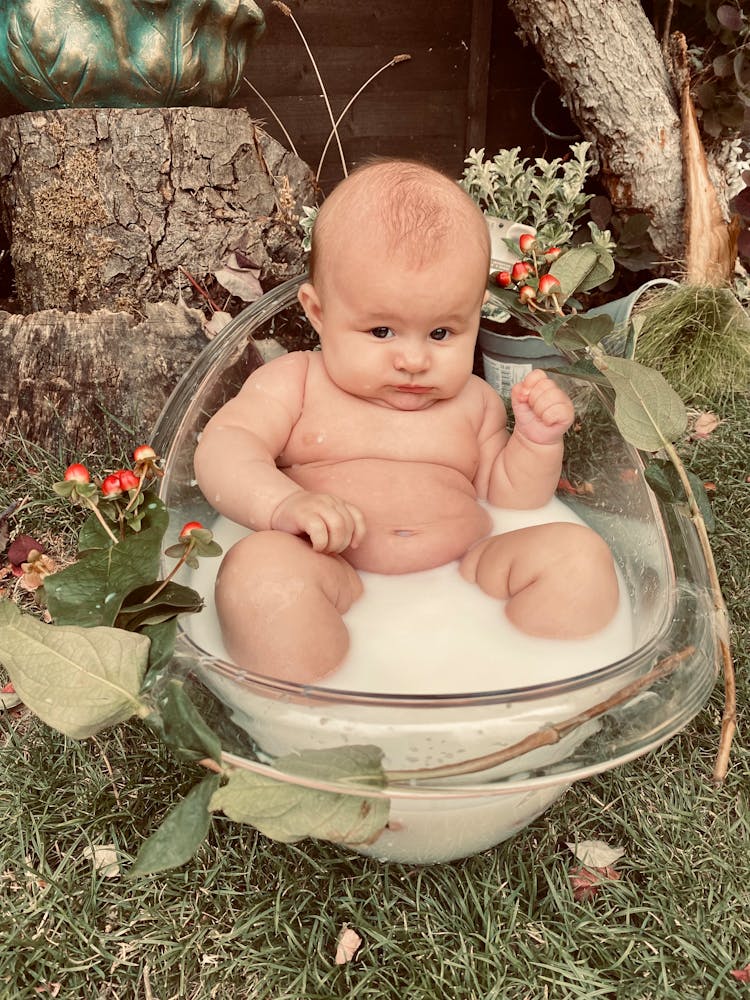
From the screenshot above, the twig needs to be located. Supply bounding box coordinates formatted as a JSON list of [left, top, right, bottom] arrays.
[[92, 736, 122, 807], [386, 647, 693, 782], [243, 77, 300, 156], [315, 54, 411, 180], [273, 1, 348, 179], [178, 267, 220, 313], [663, 441, 735, 782], [660, 0, 675, 56]]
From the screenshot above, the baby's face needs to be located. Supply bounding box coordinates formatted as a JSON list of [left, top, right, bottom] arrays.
[[300, 233, 488, 411]]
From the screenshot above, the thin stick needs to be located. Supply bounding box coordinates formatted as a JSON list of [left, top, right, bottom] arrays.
[[243, 76, 299, 156], [386, 647, 693, 782], [315, 54, 411, 180], [661, 440, 736, 783], [178, 267, 220, 313], [273, 1, 348, 179]]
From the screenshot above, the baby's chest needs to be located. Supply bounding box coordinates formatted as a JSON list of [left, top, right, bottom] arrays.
[[278, 395, 481, 474]]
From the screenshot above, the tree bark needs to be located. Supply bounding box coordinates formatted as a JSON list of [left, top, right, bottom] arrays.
[[0, 303, 262, 456], [508, 0, 684, 261], [0, 107, 317, 313]]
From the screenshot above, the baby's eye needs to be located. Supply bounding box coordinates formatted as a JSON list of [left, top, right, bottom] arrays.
[[370, 327, 394, 339], [429, 327, 451, 341]]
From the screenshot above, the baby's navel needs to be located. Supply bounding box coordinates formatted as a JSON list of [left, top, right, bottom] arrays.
[[393, 529, 416, 537]]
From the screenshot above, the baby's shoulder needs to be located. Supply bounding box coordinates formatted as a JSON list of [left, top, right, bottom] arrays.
[[463, 374, 506, 417]]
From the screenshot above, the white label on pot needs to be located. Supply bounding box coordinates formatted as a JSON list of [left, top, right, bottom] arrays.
[[482, 355, 532, 397]]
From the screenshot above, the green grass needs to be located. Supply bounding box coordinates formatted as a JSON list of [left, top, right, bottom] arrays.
[[1, 395, 749, 1000]]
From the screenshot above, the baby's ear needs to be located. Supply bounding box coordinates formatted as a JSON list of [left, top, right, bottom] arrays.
[[298, 282, 323, 333]]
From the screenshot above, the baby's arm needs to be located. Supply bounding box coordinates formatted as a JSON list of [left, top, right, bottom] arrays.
[[194, 353, 365, 553], [485, 370, 574, 509]]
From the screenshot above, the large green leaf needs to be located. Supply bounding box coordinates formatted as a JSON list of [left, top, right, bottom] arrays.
[[115, 582, 204, 631], [644, 459, 716, 532], [210, 745, 389, 847], [549, 246, 598, 298], [0, 600, 147, 739], [595, 355, 687, 452], [545, 312, 614, 350], [129, 774, 221, 876], [45, 497, 169, 627], [153, 678, 223, 764]]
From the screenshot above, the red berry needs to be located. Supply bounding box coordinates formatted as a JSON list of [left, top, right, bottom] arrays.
[[101, 474, 123, 498], [544, 247, 562, 261], [118, 469, 140, 491], [64, 463, 90, 484], [179, 521, 204, 539], [538, 273, 562, 297], [494, 270, 512, 288], [133, 444, 156, 463], [511, 261, 530, 283], [518, 284, 537, 304], [519, 233, 536, 253]]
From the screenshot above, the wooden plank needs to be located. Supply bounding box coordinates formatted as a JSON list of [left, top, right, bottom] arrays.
[[465, 0, 493, 152]]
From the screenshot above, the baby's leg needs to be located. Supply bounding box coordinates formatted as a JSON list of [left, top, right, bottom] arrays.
[[459, 522, 619, 639], [215, 530, 363, 683]]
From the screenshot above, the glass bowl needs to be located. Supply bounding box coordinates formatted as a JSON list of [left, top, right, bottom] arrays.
[[151, 277, 719, 864]]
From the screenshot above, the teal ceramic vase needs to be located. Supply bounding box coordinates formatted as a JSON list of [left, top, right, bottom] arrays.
[[0, 0, 265, 110]]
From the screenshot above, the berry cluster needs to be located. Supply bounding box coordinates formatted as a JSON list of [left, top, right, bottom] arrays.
[[56, 445, 165, 544], [493, 235, 564, 315]]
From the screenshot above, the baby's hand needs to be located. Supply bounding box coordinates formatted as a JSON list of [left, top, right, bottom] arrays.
[[271, 492, 366, 554], [510, 370, 574, 445]]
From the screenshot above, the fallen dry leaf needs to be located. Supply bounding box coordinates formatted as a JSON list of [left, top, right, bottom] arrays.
[[334, 925, 362, 965], [690, 411, 722, 440], [703, 481, 717, 493], [1, 682, 21, 711], [203, 310, 233, 339], [569, 864, 621, 901], [82, 844, 120, 878], [566, 839, 626, 868], [731, 966, 750, 983]]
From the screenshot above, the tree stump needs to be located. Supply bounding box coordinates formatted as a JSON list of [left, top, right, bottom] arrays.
[[0, 107, 316, 453], [0, 303, 263, 457], [0, 107, 317, 313]]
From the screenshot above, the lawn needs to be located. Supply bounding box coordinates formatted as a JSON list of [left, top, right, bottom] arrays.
[[1, 391, 748, 1000]]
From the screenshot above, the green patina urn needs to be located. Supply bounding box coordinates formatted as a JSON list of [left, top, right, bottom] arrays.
[[0, 0, 265, 110]]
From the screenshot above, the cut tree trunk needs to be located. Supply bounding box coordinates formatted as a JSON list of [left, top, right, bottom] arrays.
[[0, 303, 265, 457], [508, 0, 684, 261], [0, 106, 314, 453], [0, 107, 317, 313]]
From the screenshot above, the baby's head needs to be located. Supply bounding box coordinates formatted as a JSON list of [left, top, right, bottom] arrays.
[[308, 158, 490, 287], [299, 159, 491, 411]]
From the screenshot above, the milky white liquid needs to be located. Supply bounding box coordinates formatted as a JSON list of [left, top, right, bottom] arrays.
[[183, 499, 637, 862]]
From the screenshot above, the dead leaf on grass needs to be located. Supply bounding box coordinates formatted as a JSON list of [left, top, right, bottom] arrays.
[[334, 925, 362, 965], [81, 844, 120, 878], [566, 839, 626, 868], [731, 966, 750, 983], [689, 411, 722, 440], [203, 310, 233, 340], [569, 864, 621, 901]]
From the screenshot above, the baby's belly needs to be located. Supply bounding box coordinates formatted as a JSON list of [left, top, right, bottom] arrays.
[[284, 459, 492, 574]]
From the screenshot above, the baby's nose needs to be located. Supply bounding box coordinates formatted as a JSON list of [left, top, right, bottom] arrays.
[[394, 344, 429, 373]]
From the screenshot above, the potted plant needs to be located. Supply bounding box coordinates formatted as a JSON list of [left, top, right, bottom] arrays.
[[459, 142, 595, 272]]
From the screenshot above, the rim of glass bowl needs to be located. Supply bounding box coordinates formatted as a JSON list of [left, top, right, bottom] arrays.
[[152, 277, 719, 715]]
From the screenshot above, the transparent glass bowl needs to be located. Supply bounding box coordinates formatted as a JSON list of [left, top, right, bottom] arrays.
[[152, 277, 719, 864]]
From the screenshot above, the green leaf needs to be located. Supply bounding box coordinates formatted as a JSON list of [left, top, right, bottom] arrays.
[[644, 460, 716, 532], [156, 678, 223, 764], [129, 774, 220, 876], [546, 359, 611, 386], [45, 497, 169, 627], [549, 246, 598, 298], [114, 581, 204, 631], [594, 355, 687, 452], [546, 312, 614, 350], [0, 600, 147, 739], [141, 618, 178, 682], [210, 745, 389, 847], [577, 247, 616, 291]]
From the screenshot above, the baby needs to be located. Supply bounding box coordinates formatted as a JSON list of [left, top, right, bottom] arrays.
[[194, 159, 620, 683]]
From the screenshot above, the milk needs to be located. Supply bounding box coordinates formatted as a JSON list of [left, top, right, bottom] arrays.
[[181, 499, 637, 862]]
